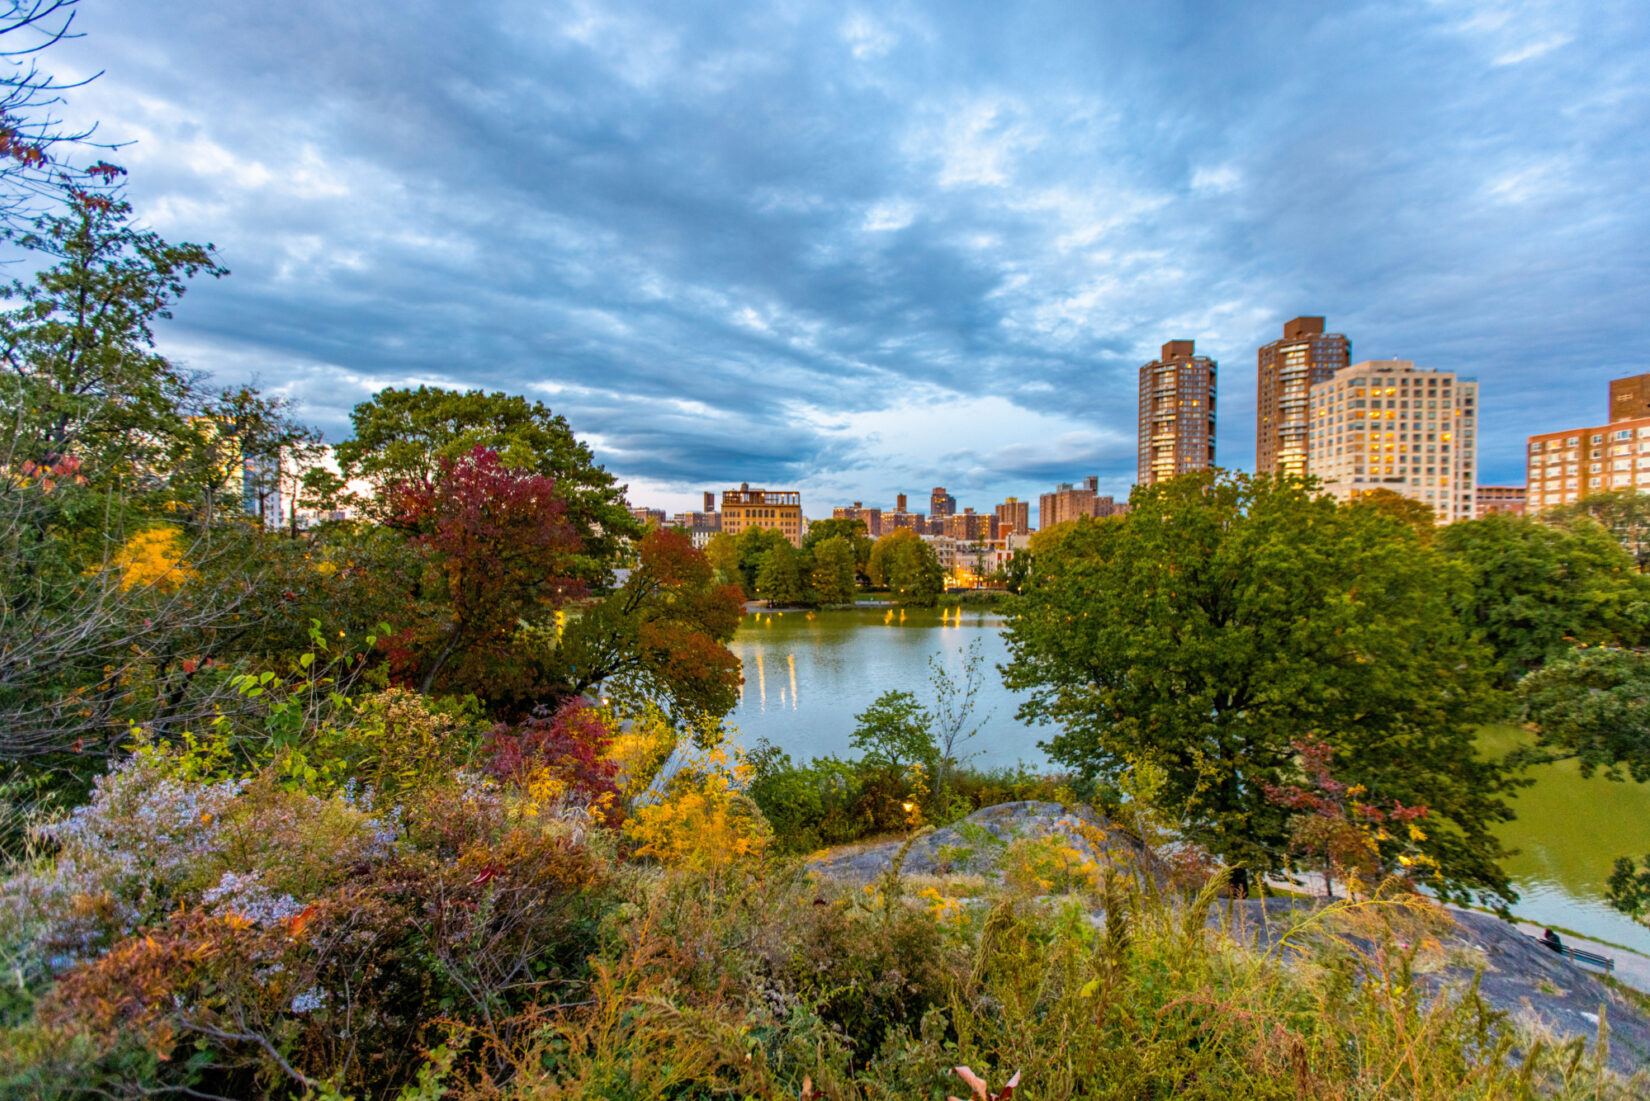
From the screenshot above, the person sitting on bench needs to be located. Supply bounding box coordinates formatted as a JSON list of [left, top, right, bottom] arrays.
[[1541, 929, 1564, 954]]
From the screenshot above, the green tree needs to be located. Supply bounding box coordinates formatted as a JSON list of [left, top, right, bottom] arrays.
[[0, 191, 225, 486], [732, 526, 790, 597], [1002, 472, 1512, 903], [1436, 512, 1650, 686], [866, 528, 918, 588], [1545, 488, 1650, 572], [754, 539, 803, 607], [334, 386, 636, 581], [1607, 855, 1650, 926], [802, 517, 873, 576], [703, 531, 741, 590], [1518, 647, 1650, 781], [883, 537, 944, 607], [850, 690, 935, 772], [809, 535, 857, 604]]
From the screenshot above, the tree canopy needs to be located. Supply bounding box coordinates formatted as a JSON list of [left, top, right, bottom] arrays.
[[1435, 512, 1650, 686], [1002, 472, 1514, 904], [1517, 647, 1650, 782], [334, 386, 636, 581]]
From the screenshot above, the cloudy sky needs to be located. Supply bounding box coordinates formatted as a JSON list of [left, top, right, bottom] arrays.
[[40, 0, 1650, 517]]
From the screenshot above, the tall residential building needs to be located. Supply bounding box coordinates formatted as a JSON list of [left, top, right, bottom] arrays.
[[930, 487, 956, 520], [1256, 316, 1351, 478], [994, 497, 1030, 536], [1138, 340, 1217, 485], [720, 483, 804, 546], [1307, 360, 1478, 522], [943, 509, 996, 543], [883, 493, 925, 535], [1037, 476, 1123, 528], [1526, 372, 1650, 510]]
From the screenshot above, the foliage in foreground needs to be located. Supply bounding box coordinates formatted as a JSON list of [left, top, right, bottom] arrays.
[[4, 723, 1640, 1100]]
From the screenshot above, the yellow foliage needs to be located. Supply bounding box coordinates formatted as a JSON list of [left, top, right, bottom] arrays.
[[108, 528, 193, 591], [604, 706, 679, 800], [918, 886, 966, 926], [623, 743, 769, 872], [1001, 833, 1103, 896]]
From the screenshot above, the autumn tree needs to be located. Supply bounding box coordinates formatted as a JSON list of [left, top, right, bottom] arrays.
[[1002, 472, 1513, 904], [386, 446, 584, 700], [0, 1, 126, 224], [335, 387, 636, 583], [1350, 487, 1437, 544], [544, 528, 745, 724], [0, 191, 303, 764]]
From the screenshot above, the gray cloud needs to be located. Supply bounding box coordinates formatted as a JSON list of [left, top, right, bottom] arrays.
[[45, 0, 1650, 511]]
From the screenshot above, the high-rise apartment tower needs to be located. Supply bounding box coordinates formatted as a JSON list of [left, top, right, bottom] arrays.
[[930, 487, 956, 520], [1307, 360, 1477, 522], [1527, 372, 1650, 510], [1138, 340, 1216, 485], [1256, 317, 1351, 478], [994, 497, 1030, 536]]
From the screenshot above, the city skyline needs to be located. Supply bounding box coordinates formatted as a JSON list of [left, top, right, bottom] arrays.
[[41, 2, 1649, 515]]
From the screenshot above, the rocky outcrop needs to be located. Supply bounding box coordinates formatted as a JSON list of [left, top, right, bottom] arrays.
[[1220, 898, 1649, 1078], [810, 803, 1650, 1079], [806, 800, 1155, 881]]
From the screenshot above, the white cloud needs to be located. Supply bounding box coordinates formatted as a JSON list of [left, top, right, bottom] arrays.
[[842, 12, 897, 60], [1191, 164, 1241, 193], [863, 198, 916, 232]]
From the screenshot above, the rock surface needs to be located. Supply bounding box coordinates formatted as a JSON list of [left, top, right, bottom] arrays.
[[810, 802, 1650, 1079], [806, 800, 1153, 881], [1220, 898, 1650, 1078]]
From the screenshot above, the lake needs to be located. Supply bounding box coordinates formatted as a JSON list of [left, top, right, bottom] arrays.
[[726, 605, 1650, 954]]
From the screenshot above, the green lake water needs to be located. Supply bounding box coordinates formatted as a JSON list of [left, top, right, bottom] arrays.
[[727, 606, 1650, 955]]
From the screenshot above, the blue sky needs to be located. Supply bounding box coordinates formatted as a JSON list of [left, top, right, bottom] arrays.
[[45, 0, 1650, 518]]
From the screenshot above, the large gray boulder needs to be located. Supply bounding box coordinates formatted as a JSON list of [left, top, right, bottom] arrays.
[[806, 800, 1155, 882]]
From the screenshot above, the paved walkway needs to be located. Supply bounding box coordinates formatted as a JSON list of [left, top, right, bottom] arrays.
[[1508, 919, 1650, 994]]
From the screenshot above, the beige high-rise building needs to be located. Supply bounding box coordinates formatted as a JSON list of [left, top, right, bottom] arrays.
[[1256, 316, 1351, 478], [1138, 340, 1216, 485], [1307, 360, 1478, 522], [1526, 372, 1650, 510], [720, 483, 803, 546]]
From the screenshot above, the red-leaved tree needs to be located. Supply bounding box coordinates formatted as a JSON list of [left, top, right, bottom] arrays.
[[387, 446, 585, 699], [1263, 739, 1432, 899], [550, 527, 746, 723]]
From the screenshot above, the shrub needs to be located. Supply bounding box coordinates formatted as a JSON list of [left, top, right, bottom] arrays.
[[485, 699, 623, 824]]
